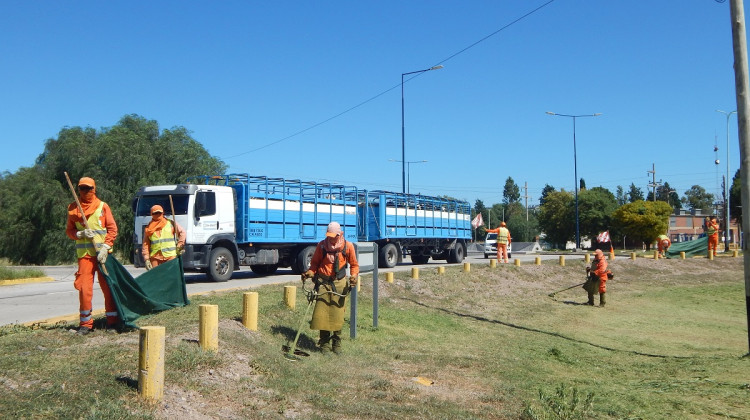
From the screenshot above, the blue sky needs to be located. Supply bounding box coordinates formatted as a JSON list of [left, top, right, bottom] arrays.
[[0, 1, 741, 208]]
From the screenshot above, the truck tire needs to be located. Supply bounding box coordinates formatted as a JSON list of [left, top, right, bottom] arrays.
[[411, 254, 430, 264], [207, 247, 233, 282], [379, 243, 399, 268], [295, 246, 316, 274], [250, 264, 279, 276], [447, 242, 465, 264]]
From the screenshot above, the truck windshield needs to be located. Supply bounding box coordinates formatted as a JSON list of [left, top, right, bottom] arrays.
[[136, 195, 190, 217]]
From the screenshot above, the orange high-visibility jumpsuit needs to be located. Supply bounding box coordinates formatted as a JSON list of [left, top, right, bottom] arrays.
[[706, 219, 719, 257], [66, 201, 118, 329]]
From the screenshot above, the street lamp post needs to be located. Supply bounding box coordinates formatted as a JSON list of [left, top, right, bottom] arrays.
[[401, 65, 443, 194], [389, 159, 427, 194], [546, 111, 602, 250], [717, 109, 736, 252]]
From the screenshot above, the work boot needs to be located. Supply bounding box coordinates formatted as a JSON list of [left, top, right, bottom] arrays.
[[318, 331, 332, 353], [76, 326, 92, 336], [331, 330, 342, 355], [599, 292, 606, 308]]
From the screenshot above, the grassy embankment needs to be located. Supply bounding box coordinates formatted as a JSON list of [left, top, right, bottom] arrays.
[[0, 256, 748, 419]]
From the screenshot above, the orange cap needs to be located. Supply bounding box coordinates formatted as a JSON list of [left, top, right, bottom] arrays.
[[325, 221, 342, 238], [78, 177, 95, 188], [150, 205, 164, 215]]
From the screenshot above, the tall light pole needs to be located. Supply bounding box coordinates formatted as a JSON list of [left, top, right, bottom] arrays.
[[389, 159, 428, 194], [402, 65, 443, 193], [717, 109, 736, 252], [546, 111, 602, 250]]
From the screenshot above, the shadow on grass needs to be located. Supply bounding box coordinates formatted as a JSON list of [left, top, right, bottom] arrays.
[[270, 324, 318, 353], [116, 375, 138, 390], [403, 298, 686, 359]]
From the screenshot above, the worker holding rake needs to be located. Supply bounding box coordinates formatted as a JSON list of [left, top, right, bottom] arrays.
[[302, 222, 359, 354], [65, 176, 119, 335]]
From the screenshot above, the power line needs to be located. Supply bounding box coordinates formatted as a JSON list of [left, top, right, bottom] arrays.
[[223, 0, 558, 160]]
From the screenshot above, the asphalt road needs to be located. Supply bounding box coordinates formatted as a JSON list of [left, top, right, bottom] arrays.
[[0, 252, 570, 327]]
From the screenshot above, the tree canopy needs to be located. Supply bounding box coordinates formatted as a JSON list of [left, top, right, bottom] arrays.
[[502, 177, 520, 205], [577, 186, 618, 240], [682, 185, 714, 212], [612, 200, 672, 246], [0, 114, 226, 264], [537, 190, 574, 249]]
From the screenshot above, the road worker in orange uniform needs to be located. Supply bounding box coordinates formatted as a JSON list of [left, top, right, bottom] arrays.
[[301, 222, 359, 354], [584, 249, 608, 307], [706, 216, 720, 257], [657, 234, 671, 258], [486, 222, 511, 263], [65, 177, 118, 335], [141, 205, 186, 270]]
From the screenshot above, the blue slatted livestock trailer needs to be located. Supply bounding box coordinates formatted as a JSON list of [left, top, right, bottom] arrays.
[[357, 190, 472, 268], [132, 174, 358, 281]]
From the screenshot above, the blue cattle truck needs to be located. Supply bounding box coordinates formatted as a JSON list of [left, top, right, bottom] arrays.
[[132, 174, 471, 281]]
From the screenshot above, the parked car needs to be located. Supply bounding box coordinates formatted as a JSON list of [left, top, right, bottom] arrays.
[[483, 232, 511, 259]]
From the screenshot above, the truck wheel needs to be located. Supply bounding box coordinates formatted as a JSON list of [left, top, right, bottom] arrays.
[[411, 255, 430, 264], [379, 243, 399, 268], [295, 246, 316, 274], [207, 247, 233, 282], [250, 264, 279, 276], [448, 243, 465, 264]]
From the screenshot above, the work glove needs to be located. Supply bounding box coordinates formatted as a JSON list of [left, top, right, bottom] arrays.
[[145, 260, 153, 271], [97, 244, 110, 264], [349, 275, 358, 288], [76, 229, 95, 239], [585, 266, 591, 272], [177, 245, 185, 255], [301, 270, 314, 282]]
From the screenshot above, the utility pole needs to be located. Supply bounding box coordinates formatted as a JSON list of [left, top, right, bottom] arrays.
[[728, 0, 750, 354], [647, 163, 662, 201], [524, 182, 529, 221]]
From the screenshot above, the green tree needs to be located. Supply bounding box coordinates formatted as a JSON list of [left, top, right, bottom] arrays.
[[577, 186, 618, 242], [537, 190, 574, 249], [682, 185, 714, 212], [503, 177, 520, 205], [612, 200, 672, 249], [0, 114, 226, 264], [730, 169, 741, 232], [616, 185, 627, 205], [539, 184, 555, 206], [579, 178, 586, 191], [628, 183, 644, 202]]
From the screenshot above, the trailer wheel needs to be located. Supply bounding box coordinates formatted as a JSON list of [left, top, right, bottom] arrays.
[[207, 247, 233, 282], [379, 243, 399, 268], [447, 242, 465, 264], [295, 246, 316, 274], [411, 254, 430, 264], [250, 264, 279, 276]]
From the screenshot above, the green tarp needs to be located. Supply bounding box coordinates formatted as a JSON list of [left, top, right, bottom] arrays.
[[100, 255, 190, 329], [665, 236, 708, 259]]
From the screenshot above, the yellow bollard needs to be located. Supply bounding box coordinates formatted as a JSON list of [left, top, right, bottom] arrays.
[[490, 259, 496, 268], [609, 251, 615, 260], [559, 255, 565, 266], [437, 266, 445, 275], [199, 304, 219, 352], [535, 257, 541, 265], [733, 250, 738, 257], [708, 252, 714, 261], [630, 252, 636, 260], [357, 275, 361, 292], [680, 251, 686, 260], [138, 326, 165, 401], [411, 267, 419, 279], [584, 254, 590, 264], [242, 292, 258, 331], [386, 272, 394, 283], [514, 258, 520, 266], [653, 250, 659, 260], [463, 262, 471, 273], [283, 285, 296, 310]]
